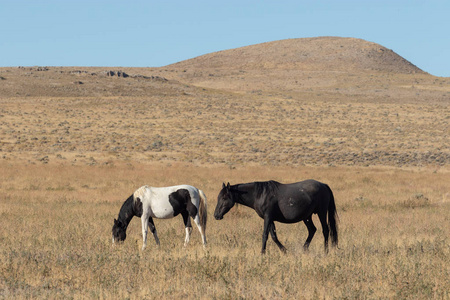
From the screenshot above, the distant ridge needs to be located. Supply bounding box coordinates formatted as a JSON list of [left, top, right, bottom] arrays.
[[1, 37, 443, 101], [169, 37, 424, 74]]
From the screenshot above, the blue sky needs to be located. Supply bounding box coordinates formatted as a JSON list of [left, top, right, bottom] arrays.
[[1, 1, 449, 77]]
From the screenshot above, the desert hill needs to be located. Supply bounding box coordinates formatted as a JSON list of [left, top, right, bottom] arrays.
[[158, 37, 448, 99], [168, 37, 424, 74]]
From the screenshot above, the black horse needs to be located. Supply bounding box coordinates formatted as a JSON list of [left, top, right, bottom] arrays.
[[214, 180, 338, 254]]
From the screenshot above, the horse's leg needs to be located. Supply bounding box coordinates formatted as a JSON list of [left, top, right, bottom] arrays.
[[318, 212, 330, 253], [303, 218, 317, 251], [261, 217, 272, 254], [181, 211, 193, 247], [141, 213, 149, 250], [187, 201, 207, 247], [148, 217, 160, 246], [191, 214, 207, 247], [268, 222, 287, 253]]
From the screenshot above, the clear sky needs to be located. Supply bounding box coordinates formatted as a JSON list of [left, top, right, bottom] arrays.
[[1, 0, 449, 77]]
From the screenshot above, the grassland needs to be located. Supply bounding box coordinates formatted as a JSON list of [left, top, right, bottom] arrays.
[[0, 162, 448, 299], [1, 88, 449, 299], [1, 37, 449, 299], [1, 93, 448, 168]]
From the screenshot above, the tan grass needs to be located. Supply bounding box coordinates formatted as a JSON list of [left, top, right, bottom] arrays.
[[0, 161, 448, 299], [1, 95, 448, 168]]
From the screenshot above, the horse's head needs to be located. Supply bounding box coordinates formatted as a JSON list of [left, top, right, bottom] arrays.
[[214, 182, 236, 220], [112, 219, 127, 243]]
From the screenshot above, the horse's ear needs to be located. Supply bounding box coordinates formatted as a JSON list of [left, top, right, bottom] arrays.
[[227, 182, 231, 189], [114, 218, 117, 224], [222, 182, 226, 189]]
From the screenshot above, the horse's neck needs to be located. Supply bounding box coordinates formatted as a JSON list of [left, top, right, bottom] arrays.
[[235, 184, 257, 208], [118, 195, 136, 227]]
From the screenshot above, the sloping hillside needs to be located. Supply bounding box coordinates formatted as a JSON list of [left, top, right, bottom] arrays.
[[160, 37, 444, 97], [169, 37, 424, 74]]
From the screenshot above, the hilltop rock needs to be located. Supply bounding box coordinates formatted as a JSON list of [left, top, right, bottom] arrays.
[[102, 70, 129, 78]]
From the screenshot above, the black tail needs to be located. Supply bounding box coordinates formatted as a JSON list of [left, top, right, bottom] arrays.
[[326, 185, 339, 247]]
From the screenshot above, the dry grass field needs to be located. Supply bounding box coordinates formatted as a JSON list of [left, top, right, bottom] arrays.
[[0, 162, 448, 299], [1, 37, 449, 299]]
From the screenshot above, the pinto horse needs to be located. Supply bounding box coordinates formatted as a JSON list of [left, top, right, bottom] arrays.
[[112, 185, 207, 250], [214, 180, 338, 254]]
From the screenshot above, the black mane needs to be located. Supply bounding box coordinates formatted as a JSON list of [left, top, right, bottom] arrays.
[[254, 180, 280, 198], [117, 195, 137, 228]]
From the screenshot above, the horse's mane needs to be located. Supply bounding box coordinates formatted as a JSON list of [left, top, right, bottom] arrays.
[[254, 180, 280, 198]]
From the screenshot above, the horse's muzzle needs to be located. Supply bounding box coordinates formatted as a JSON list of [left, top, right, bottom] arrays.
[[214, 215, 223, 220]]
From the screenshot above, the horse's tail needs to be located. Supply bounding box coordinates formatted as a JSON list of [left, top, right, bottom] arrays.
[[198, 189, 207, 236], [326, 184, 339, 247]]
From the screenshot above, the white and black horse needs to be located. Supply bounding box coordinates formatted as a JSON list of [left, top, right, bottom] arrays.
[[214, 180, 338, 254], [112, 185, 207, 250]]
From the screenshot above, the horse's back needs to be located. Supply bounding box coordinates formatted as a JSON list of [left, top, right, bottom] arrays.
[[275, 180, 331, 222], [150, 184, 198, 196], [279, 180, 324, 197]]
